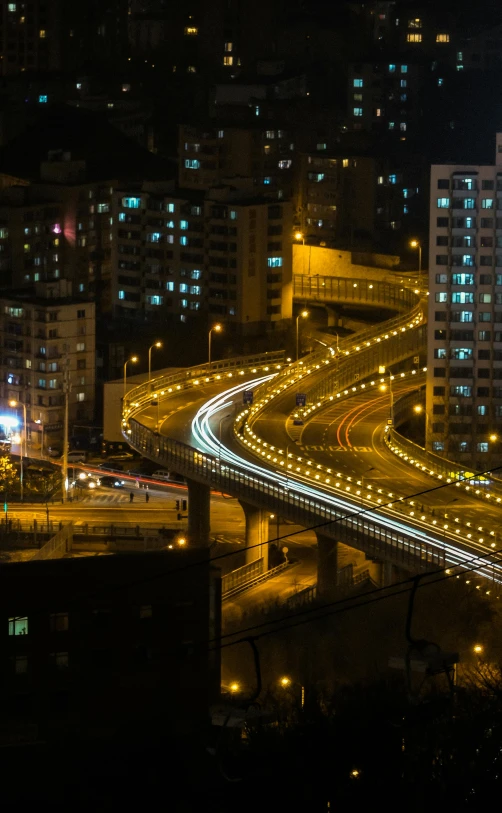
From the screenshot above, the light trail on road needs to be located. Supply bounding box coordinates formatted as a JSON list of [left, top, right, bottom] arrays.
[[189, 380, 502, 585]]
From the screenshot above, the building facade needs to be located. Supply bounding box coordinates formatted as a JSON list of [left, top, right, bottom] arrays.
[[0, 285, 95, 452], [111, 181, 293, 334], [427, 133, 502, 471]]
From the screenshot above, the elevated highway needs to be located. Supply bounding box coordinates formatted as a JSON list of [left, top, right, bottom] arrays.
[[123, 275, 502, 595]]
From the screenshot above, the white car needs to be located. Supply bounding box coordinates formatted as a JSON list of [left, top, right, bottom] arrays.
[[151, 470, 171, 481]]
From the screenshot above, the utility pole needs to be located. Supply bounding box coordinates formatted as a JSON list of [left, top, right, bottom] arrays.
[[62, 354, 70, 504]]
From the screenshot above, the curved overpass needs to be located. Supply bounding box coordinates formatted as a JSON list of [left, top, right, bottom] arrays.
[[121, 274, 500, 593]]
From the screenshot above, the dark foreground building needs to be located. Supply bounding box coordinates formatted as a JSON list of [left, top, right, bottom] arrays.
[[0, 549, 221, 805]]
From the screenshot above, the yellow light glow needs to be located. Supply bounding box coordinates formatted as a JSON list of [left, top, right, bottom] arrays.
[[294, 231, 304, 241], [280, 676, 291, 688], [473, 644, 483, 654], [229, 682, 240, 693]]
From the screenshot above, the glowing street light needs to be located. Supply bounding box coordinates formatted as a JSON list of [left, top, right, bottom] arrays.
[[208, 323, 222, 370], [296, 309, 309, 362], [123, 356, 138, 399], [148, 341, 162, 380], [473, 644, 484, 655], [9, 399, 26, 503], [410, 238, 422, 286]]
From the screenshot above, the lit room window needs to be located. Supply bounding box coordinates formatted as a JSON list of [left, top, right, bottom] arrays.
[[122, 197, 141, 209], [223, 56, 234, 66], [39, 29, 46, 38], [477, 442, 489, 453], [408, 18, 422, 28], [76, 393, 85, 402], [407, 33, 422, 42], [267, 257, 283, 267], [8, 3, 17, 11], [8, 617, 28, 635], [401, 65, 408, 73], [184, 27, 198, 35], [147, 295, 163, 306], [353, 78, 363, 87], [187, 66, 197, 73], [180, 236, 188, 245], [353, 107, 363, 116], [436, 34, 450, 43], [184, 159, 200, 169], [224, 42, 233, 52], [39, 95, 48, 104]]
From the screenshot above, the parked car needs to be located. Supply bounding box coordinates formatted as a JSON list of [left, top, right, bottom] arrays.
[[47, 447, 62, 458], [99, 475, 125, 488], [67, 451, 87, 463], [151, 470, 171, 481]]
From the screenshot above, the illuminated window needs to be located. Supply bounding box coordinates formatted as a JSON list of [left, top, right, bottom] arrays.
[[342, 159, 349, 168], [266, 130, 275, 139], [39, 95, 48, 103], [400, 79, 407, 87], [223, 56, 234, 66], [401, 65, 408, 73], [8, 617, 28, 636], [353, 107, 363, 116], [353, 78, 363, 87], [267, 257, 283, 267], [388, 122, 395, 130], [167, 203, 175, 213], [224, 42, 233, 52], [278, 160, 292, 169], [8, 3, 16, 11], [400, 122, 407, 131], [39, 29, 46, 38], [408, 18, 422, 28], [187, 66, 196, 73], [147, 295, 163, 305], [76, 393, 85, 402], [147, 232, 161, 243], [353, 93, 363, 101], [184, 26, 198, 35], [437, 198, 450, 208], [180, 236, 188, 246], [180, 220, 188, 229], [217, 130, 224, 139], [184, 159, 200, 169], [436, 34, 450, 43], [388, 64, 396, 72], [122, 197, 141, 209], [407, 33, 422, 42]]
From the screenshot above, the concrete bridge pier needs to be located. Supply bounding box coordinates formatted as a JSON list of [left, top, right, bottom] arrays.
[[371, 559, 395, 587], [186, 478, 211, 547], [239, 501, 270, 570], [316, 532, 338, 597], [325, 304, 342, 328]]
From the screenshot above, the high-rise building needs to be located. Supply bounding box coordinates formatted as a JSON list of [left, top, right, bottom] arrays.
[[427, 133, 502, 471], [111, 181, 292, 334], [0, 283, 95, 451]]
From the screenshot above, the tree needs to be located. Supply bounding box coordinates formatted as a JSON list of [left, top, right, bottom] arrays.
[[0, 456, 18, 493]]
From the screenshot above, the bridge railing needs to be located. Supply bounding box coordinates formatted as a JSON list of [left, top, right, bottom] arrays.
[[293, 275, 419, 312], [123, 349, 287, 423], [250, 298, 424, 410], [384, 426, 502, 503], [127, 417, 449, 574]]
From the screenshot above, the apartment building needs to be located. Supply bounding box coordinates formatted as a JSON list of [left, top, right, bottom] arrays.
[[0, 283, 95, 451], [179, 123, 296, 200], [347, 60, 423, 138], [0, 154, 115, 308], [427, 133, 502, 471], [111, 181, 292, 334]]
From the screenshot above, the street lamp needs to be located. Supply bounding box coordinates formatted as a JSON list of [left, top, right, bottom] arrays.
[[208, 323, 222, 370], [148, 341, 162, 380], [410, 239, 422, 285], [218, 412, 231, 465], [278, 675, 305, 708], [123, 356, 138, 400], [9, 399, 26, 503], [296, 310, 309, 362], [295, 231, 308, 276], [35, 418, 44, 457], [379, 369, 394, 424]]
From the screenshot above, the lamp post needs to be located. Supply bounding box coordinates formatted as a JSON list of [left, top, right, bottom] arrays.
[[148, 340, 162, 381], [208, 323, 222, 371], [295, 230, 306, 276], [9, 399, 26, 503], [218, 412, 231, 465], [296, 309, 309, 362], [410, 239, 422, 286], [279, 675, 305, 709], [35, 418, 44, 457], [123, 356, 138, 401]]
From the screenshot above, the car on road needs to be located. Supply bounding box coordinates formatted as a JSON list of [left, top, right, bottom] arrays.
[[151, 470, 171, 481], [99, 475, 125, 488]]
